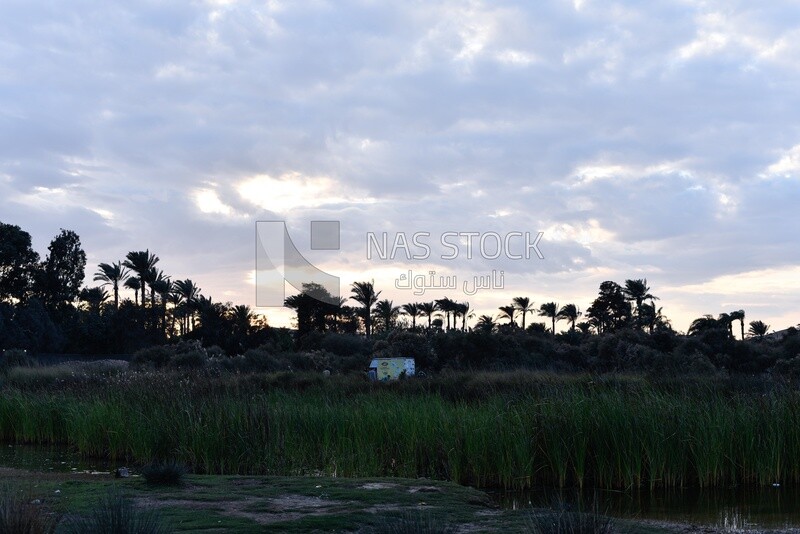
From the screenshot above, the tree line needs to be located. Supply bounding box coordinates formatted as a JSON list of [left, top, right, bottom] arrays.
[[0, 221, 271, 354]]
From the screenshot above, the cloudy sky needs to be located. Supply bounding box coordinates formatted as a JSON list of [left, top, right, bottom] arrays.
[[2, 0, 799, 333]]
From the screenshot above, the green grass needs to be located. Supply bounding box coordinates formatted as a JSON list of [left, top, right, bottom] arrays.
[[2, 370, 800, 490]]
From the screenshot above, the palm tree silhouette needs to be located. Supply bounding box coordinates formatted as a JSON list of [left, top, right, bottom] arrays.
[[513, 297, 535, 330], [124, 277, 141, 306], [401, 302, 420, 330], [374, 299, 400, 332], [717, 312, 734, 339], [475, 315, 496, 333], [350, 280, 381, 336], [623, 279, 658, 329], [123, 250, 159, 308], [418, 301, 437, 329], [498, 305, 516, 326], [730, 310, 746, 340], [688, 315, 721, 336], [456, 301, 474, 330], [748, 320, 770, 339], [93, 262, 129, 310], [173, 279, 201, 333], [435, 297, 457, 330], [79, 286, 109, 313], [557, 304, 581, 331], [538, 302, 559, 334]]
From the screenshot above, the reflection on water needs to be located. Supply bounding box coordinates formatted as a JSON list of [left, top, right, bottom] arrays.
[[490, 486, 800, 530], [0, 443, 126, 475]]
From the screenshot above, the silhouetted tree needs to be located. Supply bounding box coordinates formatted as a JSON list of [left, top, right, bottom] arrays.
[[350, 280, 380, 337], [401, 302, 420, 330], [94, 262, 129, 310], [374, 299, 400, 332], [538, 302, 559, 334], [557, 304, 581, 331], [418, 301, 437, 329], [0, 222, 40, 302], [123, 250, 159, 308], [748, 320, 770, 339], [513, 297, 535, 329], [586, 281, 631, 334], [38, 229, 86, 309]]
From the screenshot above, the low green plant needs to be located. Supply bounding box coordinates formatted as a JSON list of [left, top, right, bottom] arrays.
[[56, 488, 170, 533], [0, 485, 53, 534], [140, 460, 188, 486]]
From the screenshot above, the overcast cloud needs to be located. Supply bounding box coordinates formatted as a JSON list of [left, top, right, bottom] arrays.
[[2, 0, 799, 331]]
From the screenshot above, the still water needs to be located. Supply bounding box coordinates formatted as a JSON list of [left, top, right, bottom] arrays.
[[0, 443, 124, 475], [491, 486, 800, 530], [3, 444, 799, 529]]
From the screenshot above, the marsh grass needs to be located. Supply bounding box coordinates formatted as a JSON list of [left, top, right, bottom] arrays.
[[0, 485, 53, 534], [369, 511, 458, 533], [55, 488, 170, 534], [1, 370, 800, 490]]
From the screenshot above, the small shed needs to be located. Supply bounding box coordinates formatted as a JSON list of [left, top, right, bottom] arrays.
[[368, 357, 415, 381]]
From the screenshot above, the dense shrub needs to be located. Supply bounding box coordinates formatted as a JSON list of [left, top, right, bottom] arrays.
[[0, 349, 37, 374], [131, 346, 174, 369], [56, 488, 170, 533], [0, 486, 52, 534], [141, 460, 188, 486]]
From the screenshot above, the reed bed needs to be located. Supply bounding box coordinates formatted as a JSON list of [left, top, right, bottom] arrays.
[[1, 371, 799, 490]]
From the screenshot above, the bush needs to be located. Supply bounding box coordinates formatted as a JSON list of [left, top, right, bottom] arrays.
[[0, 486, 53, 534], [131, 346, 174, 369], [140, 460, 188, 486], [56, 488, 170, 533], [0, 349, 37, 374]]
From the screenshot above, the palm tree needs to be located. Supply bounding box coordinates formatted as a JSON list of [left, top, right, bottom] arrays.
[[513, 297, 535, 329], [688, 315, 721, 336], [350, 280, 381, 336], [374, 299, 400, 332], [456, 301, 474, 330], [231, 304, 255, 338], [93, 262, 128, 310], [748, 320, 770, 339], [730, 310, 746, 340], [418, 301, 437, 329], [538, 302, 559, 334], [576, 321, 592, 335], [173, 279, 201, 333], [79, 286, 109, 313], [123, 250, 159, 308], [435, 297, 457, 330], [623, 279, 658, 329], [151, 274, 172, 334], [497, 305, 516, 326], [475, 315, 496, 333], [401, 302, 420, 330], [557, 304, 581, 331], [124, 277, 141, 306], [717, 312, 734, 339]]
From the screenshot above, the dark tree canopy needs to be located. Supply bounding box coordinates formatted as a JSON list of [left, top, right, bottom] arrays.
[[38, 229, 87, 308], [0, 222, 40, 302], [586, 281, 632, 334]]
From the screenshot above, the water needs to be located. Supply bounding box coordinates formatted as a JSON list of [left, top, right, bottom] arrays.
[[2, 444, 799, 529], [0, 443, 125, 475], [491, 486, 800, 530]]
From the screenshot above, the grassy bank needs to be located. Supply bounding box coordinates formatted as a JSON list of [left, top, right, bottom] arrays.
[[1, 370, 799, 490]]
